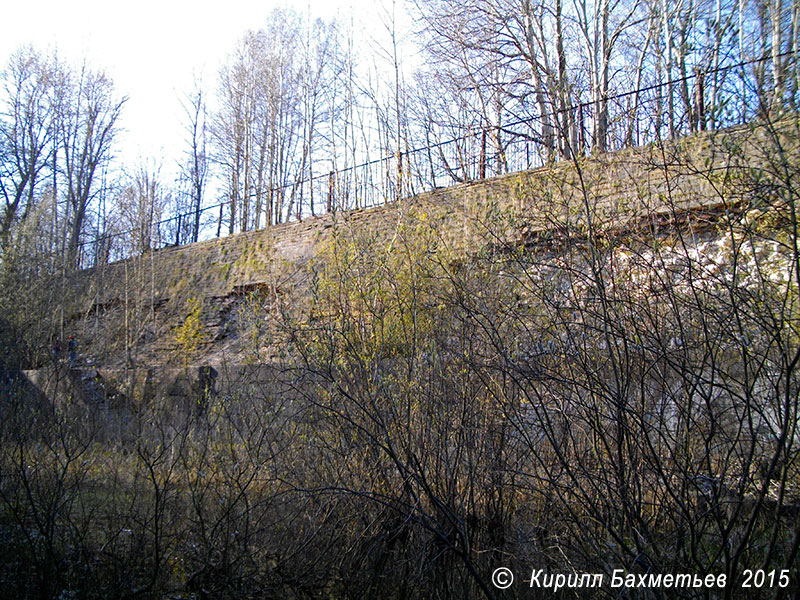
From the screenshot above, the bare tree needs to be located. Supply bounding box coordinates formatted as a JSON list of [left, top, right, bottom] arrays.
[[415, 0, 580, 161], [0, 47, 56, 255], [58, 63, 125, 268], [180, 76, 208, 243], [113, 160, 171, 256], [295, 16, 342, 218], [213, 12, 305, 232], [572, 0, 646, 151]]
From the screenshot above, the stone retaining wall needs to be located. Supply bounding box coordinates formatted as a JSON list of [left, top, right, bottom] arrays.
[[55, 117, 799, 368]]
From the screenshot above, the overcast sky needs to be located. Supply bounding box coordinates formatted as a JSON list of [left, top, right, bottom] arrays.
[[0, 0, 394, 183]]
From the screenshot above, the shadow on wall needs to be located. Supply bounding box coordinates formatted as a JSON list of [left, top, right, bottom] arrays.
[[1, 364, 226, 413]]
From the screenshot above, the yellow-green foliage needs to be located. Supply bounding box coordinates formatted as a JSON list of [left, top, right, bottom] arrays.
[[232, 240, 273, 281], [173, 296, 206, 365], [307, 210, 447, 362], [236, 289, 273, 362]]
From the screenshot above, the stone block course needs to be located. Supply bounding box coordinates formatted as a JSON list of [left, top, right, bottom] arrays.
[[58, 117, 799, 368]]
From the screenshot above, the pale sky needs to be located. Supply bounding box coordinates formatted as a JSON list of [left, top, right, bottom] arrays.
[[0, 0, 405, 184]]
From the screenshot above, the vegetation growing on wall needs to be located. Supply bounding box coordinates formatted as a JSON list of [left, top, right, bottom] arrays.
[[1, 0, 798, 593], [173, 296, 206, 366], [1, 117, 798, 599]]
